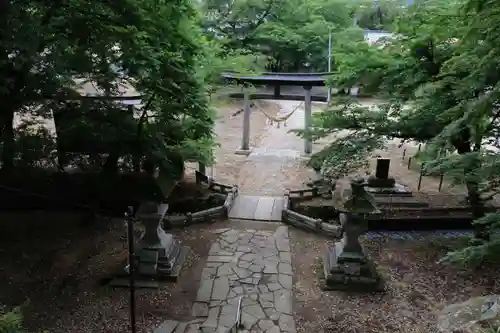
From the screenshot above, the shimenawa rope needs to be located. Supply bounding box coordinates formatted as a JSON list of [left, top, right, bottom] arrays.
[[253, 101, 304, 128]]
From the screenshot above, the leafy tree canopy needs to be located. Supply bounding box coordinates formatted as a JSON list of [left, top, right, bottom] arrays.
[[0, 0, 215, 178], [304, 0, 500, 265]]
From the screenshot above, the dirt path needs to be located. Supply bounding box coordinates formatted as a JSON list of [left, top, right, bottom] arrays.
[[211, 98, 466, 198], [211, 100, 269, 186], [236, 100, 316, 195]]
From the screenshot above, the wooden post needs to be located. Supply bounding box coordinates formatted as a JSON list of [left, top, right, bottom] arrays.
[[199, 162, 206, 175], [417, 164, 424, 191], [241, 87, 251, 151], [408, 156, 412, 169], [402, 148, 406, 160], [304, 86, 313, 154], [274, 85, 281, 99], [438, 173, 444, 192]]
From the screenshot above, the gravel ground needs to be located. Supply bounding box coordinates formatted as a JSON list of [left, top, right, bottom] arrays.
[[0, 215, 218, 333], [290, 228, 500, 333]]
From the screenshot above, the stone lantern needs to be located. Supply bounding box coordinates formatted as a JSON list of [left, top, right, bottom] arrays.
[[133, 202, 188, 279], [324, 178, 384, 291], [110, 202, 188, 288]]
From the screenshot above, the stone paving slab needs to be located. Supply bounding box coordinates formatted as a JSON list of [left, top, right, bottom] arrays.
[[249, 148, 302, 160], [254, 197, 276, 220], [271, 199, 284, 221], [192, 227, 295, 333], [229, 196, 283, 221], [228, 196, 260, 220]]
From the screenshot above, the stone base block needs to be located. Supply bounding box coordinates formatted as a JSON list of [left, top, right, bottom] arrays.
[[365, 182, 413, 197], [367, 175, 396, 188], [234, 148, 253, 156], [112, 240, 189, 283], [157, 245, 189, 281], [322, 244, 384, 292]]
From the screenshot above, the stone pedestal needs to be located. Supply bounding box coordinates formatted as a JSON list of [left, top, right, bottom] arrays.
[[234, 148, 253, 156], [135, 202, 188, 280], [110, 203, 188, 288], [323, 213, 383, 291], [240, 87, 251, 152], [363, 159, 430, 209], [367, 175, 395, 188]]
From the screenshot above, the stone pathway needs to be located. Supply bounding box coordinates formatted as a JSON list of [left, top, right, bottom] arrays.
[[191, 226, 295, 333], [228, 196, 284, 221]]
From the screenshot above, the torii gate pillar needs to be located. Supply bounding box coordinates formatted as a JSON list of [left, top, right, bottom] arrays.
[[235, 86, 252, 156], [304, 85, 313, 154]]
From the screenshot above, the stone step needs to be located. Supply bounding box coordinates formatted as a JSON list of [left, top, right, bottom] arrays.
[[229, 195, 284, 221], [373, 196, 429, 208]]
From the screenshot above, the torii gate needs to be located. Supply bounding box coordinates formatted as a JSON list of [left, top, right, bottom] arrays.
[[221, 72, 330, 155]]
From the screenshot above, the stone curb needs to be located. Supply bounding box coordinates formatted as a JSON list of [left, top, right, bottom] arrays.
[[163, 179, 239, 229], [282, 190, 342, 238]]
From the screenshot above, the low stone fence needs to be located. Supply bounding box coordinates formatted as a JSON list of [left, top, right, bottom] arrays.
[[282, 190, 342, 237], [288, 187, 320, 201], [161, 172, 239, 228], [196, 171, 235, 195], [164, 205, 226, 228]]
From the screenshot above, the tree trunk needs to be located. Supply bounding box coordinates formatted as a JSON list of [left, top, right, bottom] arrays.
[[452, 130, 488, 240], [103, 152, 119, 174], [132, 155, 141, 173], [1, 111, 15, 170]]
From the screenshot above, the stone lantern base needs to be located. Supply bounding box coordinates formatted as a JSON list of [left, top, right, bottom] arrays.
[[134, 227, 189, 280], [322, 213, 383, 292], [323, 241, 384, 292], [109, 203, 188, 288], [134, 203, 189, 281]]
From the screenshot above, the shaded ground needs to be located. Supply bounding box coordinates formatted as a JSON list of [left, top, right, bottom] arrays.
[[290, 228, 500, 333], [0, 213, 218, 333]]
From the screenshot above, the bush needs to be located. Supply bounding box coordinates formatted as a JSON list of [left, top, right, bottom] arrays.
[[0, 307, 24, 333]]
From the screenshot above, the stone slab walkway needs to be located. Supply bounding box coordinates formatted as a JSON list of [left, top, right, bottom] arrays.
[[191, 226, 295, 333], [228, 196, 284, 221]]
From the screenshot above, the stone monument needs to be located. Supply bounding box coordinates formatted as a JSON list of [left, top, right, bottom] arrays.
[[324, 178, 384, 291], [367, 158, 396, 188], [365, 158, 429, 210]]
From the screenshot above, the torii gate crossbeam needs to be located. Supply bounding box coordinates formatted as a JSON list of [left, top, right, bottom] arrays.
[[221, 72, 331, 155]]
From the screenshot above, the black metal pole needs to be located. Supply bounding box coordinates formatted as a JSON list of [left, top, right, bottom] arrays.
[[126, 206, 137, 333]]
